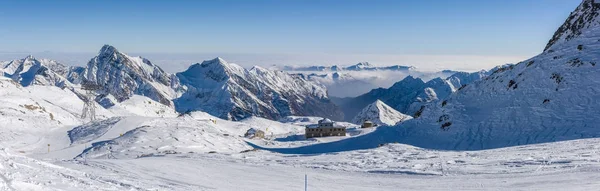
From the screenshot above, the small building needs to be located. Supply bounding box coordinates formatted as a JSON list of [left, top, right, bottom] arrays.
[[305, 118, 346, 138], [245, 128, 265, 139], [361, 120, 376, 128]]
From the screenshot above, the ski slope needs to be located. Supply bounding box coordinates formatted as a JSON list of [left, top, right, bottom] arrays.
[[4, 138, 600, 190]]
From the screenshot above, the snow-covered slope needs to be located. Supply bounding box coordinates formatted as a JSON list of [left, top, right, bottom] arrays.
[[86, 45, 181, 107], [352, 100, 412, 126], [75, 117, 253, 159], [71, 113, 314, 159], [174, 57, 343, 121], [392, 0, 600, 150], [0, 74, 180, 155], [0, 76, 119, 154], [0, 149, 129, 190], [105, 95, 179, 117]]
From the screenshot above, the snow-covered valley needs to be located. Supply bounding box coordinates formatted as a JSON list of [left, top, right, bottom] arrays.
[[2, 77, 599, 190]]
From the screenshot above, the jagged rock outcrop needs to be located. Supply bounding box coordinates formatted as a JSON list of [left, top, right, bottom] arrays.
[[545, 0, 600, 51]]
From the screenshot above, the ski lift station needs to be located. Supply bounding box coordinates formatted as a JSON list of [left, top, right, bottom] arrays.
[[305, 118, 346, 138]]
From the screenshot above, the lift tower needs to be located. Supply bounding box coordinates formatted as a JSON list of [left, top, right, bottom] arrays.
[[81, 80, 103, 121]]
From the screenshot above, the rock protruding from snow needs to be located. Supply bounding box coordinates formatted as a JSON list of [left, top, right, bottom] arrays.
[[85, 45, 180, 106], [545, 0, 600, 51], [175, 57, 343, 121], [352, 100, 412, 126]]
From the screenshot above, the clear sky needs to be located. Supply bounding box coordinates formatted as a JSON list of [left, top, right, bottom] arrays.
[[0, 0, 583, 71]]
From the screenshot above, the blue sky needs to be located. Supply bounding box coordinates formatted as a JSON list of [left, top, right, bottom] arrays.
[[0, 0, 583, 70]]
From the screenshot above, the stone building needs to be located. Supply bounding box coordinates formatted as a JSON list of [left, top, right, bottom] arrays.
[[305, 118, 346, 138]]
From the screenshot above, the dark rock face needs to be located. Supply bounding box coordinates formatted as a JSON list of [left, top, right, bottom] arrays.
[[545, 0, 600, 51]]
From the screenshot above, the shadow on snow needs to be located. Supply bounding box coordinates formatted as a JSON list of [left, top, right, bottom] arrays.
[[247, 126, 405, 154]]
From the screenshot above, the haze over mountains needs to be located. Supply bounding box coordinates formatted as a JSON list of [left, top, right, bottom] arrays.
[[283, 63, 460, 97]]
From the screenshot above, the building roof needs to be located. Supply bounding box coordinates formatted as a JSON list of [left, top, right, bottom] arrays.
[[306, 122, 346, 129], [318, 118, 334, 124]]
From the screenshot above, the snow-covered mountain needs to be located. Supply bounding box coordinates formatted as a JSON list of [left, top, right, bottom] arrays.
[[392, 0, 600, 150], [85, 45, 181, 107], [335, 71, 487, 121], [1, 45, 349, 121], [1, 55, 76, 88], [352, 100, 412, 126], [174, 57, 343, 121]]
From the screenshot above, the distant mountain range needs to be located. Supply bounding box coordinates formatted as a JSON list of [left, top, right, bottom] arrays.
[[286, 64, 460, 97], [280, 62, 416, 72], [332, 70, 489, 121], [1, 45, 343, 121]]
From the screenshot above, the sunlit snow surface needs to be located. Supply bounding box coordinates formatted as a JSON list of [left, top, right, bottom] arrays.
[[3, 137, 600, 190]]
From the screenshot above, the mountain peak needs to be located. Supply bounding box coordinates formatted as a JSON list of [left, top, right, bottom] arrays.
[[356, 62, 370, 66], [201, 57, 228, 66], [249, 65, 269, 74], [95, 45, 124, 63], [352, 99, 412, 126], [544, 0, 600, 51], [99, 44, 119, 54], [86, 44, 177, 106], [24, 55, 36, 60], [374, 99, 386, 106], [389, 76, 425, 90]]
